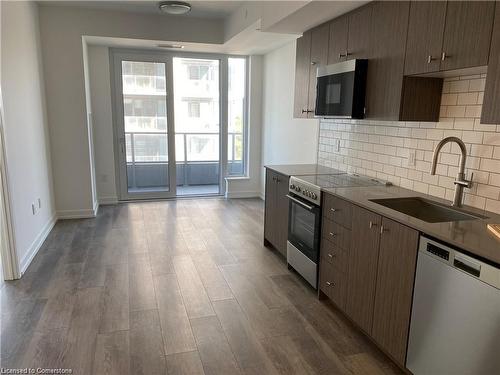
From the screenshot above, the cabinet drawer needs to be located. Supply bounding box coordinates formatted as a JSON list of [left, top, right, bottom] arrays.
[[321, 240, 348, 272], [322, 218, 351, 250], [323, 194, 352, 229], [319, 260, 347, 310]]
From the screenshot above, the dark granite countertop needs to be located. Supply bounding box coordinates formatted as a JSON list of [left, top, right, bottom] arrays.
[[322, 185, 500, 266], [264, 164, 343, 177]]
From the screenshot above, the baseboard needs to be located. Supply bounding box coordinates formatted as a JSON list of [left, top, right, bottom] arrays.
[[99, 196, 118, 205], [57, 208, 98, 219], [19, 214, 57, 275], [225, 191, 261, 199]]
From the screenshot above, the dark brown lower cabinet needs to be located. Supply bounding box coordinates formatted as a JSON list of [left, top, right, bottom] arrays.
[[371, 217, 419, 366], [345, 205, 381, 334], [320, 193, 420, 369], [319, 260, 347, 310], [263, 168, 289, 256]]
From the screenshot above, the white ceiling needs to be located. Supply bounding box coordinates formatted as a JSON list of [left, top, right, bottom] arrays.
[[39, 0, 245, 19], [40, 1, 368, 55]]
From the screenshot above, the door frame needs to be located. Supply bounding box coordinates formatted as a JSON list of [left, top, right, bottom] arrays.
[[111, 50, 176, 200], [110, 48, 231, 200], [0, 86, 20, 280]]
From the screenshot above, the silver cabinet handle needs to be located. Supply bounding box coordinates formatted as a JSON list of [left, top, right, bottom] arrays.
[[311, 61, 317, 65], [327, 253, 335, 258], [329, 232, 336, 237], [301, 109, 314, 114], [326, 281, 333, 286], [330, 208, 339, 212], [380, 225, 388, 234], [369, 221, 377, 229], [441, 52, 447, 61], [427, 55, 438, 64]]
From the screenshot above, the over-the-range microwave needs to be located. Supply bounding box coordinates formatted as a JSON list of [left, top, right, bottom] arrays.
[[314, 59, 368, 119]]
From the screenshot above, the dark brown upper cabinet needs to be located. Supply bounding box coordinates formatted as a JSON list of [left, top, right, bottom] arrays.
[[346, 4, 373, 61], [327, 15, 348, 64], [365, 1, 410, 120], [441, 1, 495, 71], [482, 3, 500, 124], [308, 23, 330, 117], [327, 5, 372, 64], [293, 31, 312, 118], [404, 1, 447, 75], [293, 24, 329, 119]]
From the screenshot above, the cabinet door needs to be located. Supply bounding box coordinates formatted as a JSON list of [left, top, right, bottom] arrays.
[[275, 173, 290, 256], [264, 169, 278, 247], [372, 218, 419, 366], [294, 31, 312, 118], [327, 15, 348, 64], [404, 1, 447, 75], [365, 1, 410, 120], [346, 206, 382, 334], [308, 23, 330, 118], [441, 1, 495, 71], [347, 4, 373, 60], [481, 4, 500, 124]]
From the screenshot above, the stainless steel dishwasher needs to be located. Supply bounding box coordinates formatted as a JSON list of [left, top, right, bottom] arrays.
[[407, 236, 500, 375]]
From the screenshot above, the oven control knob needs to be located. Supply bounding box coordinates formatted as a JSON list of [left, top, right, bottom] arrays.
[[311, 193, 317, 199], [295, 186, 301, 192], [290, 184, 295, 190]]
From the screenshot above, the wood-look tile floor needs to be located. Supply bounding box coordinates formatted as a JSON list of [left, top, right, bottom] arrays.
[[0, 198, 402, 374]]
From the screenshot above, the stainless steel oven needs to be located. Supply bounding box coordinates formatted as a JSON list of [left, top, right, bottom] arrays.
[[286, 176, 322, 289]]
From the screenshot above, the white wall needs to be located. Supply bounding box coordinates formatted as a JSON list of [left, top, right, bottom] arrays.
[[260, 41, 319, 194], [88, 46, 118, 204], [37, 5, 224, 217], [1, 1, 56, 273]]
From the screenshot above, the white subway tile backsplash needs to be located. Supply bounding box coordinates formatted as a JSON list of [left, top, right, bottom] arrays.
[[449, 80, 470, 93], [318, 74, 500, 211]]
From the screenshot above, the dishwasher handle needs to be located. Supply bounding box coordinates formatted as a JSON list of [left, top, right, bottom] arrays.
[[454, 256, 481, 277]]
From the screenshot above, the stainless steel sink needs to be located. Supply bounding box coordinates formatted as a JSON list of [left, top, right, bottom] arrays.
[[369, 197, 488, 223]]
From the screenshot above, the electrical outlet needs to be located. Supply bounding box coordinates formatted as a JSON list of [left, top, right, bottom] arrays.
[[408, 151, 416, 167], [38, 198, 41, 209]]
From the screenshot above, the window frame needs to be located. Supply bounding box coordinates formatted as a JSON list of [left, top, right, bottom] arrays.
[[226, 56, 249, 177], [110, 49, 250, 201]]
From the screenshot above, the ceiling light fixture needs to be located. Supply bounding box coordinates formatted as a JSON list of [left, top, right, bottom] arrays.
[[159, 1, 191, 15]]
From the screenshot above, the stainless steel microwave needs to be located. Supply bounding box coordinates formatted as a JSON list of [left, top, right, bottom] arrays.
[[314, 59, 368, 119]]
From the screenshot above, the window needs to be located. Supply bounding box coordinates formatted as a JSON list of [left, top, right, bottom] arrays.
[[188, 64, 211, 81], [227, 57, 247, 176], [188, 101, 200, 118]]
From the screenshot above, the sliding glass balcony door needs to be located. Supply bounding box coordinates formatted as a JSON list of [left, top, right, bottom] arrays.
[[112, 51, 224, 199], [113, 53, 176, 199]]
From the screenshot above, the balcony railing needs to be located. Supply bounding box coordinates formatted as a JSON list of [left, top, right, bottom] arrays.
[[125, 131, 243, 191]]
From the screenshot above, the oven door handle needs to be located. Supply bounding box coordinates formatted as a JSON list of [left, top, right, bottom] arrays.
[[286, 194, 315, 211]]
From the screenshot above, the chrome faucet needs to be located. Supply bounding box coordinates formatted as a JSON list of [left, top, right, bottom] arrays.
[[430, 137, 473, 207]]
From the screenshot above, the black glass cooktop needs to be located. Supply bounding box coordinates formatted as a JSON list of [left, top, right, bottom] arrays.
[[296, 173, 391, 188]]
